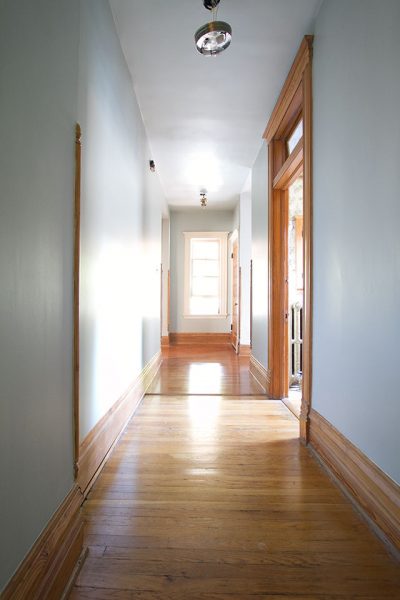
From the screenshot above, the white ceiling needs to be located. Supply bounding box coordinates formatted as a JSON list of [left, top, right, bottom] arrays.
[[110, 0, 321, 210]]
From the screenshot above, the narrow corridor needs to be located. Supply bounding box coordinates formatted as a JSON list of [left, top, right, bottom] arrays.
[[70, 347, 400, 599]]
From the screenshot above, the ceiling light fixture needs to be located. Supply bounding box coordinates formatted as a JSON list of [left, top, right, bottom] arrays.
[[195, 0, 232, 57], [200, 192, 208, 208]]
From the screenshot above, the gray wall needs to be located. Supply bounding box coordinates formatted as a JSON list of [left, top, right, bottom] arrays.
[[78, 0, 165, 440], [170, 209, 234, 333], [0, 0, 79, 589], [0, 0, 166, 590], [251, 143, 269, 368], [313, 0, 400, 483]]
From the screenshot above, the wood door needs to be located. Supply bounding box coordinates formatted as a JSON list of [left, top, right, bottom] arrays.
[[231, 238, 239, 352]]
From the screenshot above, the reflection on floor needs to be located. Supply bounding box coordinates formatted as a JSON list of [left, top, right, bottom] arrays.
[[148, 344, 266, 396], [70, 345, 400, 599]]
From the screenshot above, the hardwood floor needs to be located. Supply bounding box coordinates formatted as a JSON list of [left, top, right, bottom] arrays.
[[147, 345, 266, 396], [70, 345, 400, 599]]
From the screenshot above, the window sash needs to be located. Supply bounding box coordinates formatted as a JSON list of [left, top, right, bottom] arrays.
[[183, 232, 228, 317]]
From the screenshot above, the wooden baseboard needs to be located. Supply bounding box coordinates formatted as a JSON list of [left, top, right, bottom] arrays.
[[1, 485, 83, 600], [161, 335, 169, 346], [239, 344, 251, 356], [169, 333, 231, 345], [309, 409, 400, 554], [249, 354, 271, 394], [77, 351, 162, 495]]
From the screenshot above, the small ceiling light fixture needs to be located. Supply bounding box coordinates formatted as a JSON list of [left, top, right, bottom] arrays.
[[195, 0, 232, 57], [149, 160, 156, 172], [200, 192, 208, 208]]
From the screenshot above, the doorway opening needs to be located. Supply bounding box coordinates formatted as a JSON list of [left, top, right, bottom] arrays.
[[286, 176, 303, 418], [263, 36, 313, 442]]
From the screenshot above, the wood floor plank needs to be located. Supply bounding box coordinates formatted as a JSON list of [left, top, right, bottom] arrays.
[[71, 346, 400, 599]]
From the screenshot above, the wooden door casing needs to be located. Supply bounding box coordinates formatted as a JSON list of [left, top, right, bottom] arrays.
[[263, 36, 313, 443]]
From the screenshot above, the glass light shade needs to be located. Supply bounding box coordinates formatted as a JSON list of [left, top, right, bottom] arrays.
[[195, 21, 232, 56]]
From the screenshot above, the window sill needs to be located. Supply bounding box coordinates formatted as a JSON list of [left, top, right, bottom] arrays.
[[183, 314, 229, 319]]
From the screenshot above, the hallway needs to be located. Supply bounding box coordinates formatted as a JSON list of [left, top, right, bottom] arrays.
[[70, 348, 400, 599]]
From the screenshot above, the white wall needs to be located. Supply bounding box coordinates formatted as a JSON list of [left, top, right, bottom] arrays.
[[313, 0, 400, 483], [239, 175, 252, 346], [251, 143, 269, 368], [78, 0, 165, 440], [170, 209, 234, 333], [0, 0, 79, 590]]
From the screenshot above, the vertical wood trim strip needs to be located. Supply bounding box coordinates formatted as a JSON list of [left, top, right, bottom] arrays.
[[167, 269, 171, 332], [300, 60, 313, 443], [160, 262, 163, 341], [267, 143, 274, 396], [238, 265, 242, 352], [249, 259, 253, 349], [73, 123, 81, 477]]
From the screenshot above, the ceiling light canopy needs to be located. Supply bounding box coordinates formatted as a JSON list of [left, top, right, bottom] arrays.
[[195, 0, 232, 57], [200, 192, 208, 208]]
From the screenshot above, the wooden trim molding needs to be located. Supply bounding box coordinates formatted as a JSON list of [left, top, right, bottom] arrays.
[[263, 36, 313, 142], [273, 139, 303, 190], [249, 354, 270, 394], [309, 409, 400, 553], [239, 344, 251, 356], [77, 351, 162, 495], [169, 333, 231, 345], [263, 36, 314, 444], [1, 486, 84, 600], [299, 59, 313, 443], [249, 260, 253, 348], [73, 123, 82, 479]]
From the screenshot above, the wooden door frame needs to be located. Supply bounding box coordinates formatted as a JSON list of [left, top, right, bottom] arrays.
[[263, 36, 313, 443]]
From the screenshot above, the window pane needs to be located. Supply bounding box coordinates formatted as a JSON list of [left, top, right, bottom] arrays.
[[190, 296, 219, 315], [192, 259, 219, 277], [191, 276, 219, 297], [191, 239, 219, 260], [287, 120, 303, 154]]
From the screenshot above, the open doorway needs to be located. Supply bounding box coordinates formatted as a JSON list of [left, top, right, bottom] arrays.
[[263, 36, 313, 442], [286, 176, 303, 418]]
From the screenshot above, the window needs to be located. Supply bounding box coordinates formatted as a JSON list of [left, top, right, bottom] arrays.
[[287, 119, 303, 155], [184, 232, 228, 317]]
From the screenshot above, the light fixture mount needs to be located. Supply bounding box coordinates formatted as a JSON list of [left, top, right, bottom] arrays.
[[203, 0, 220, 10], [195, 0, 232, 57], [200, 192, 208, 208]]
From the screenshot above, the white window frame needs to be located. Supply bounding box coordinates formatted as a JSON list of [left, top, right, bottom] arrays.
[[183, 231, 229, 318]]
